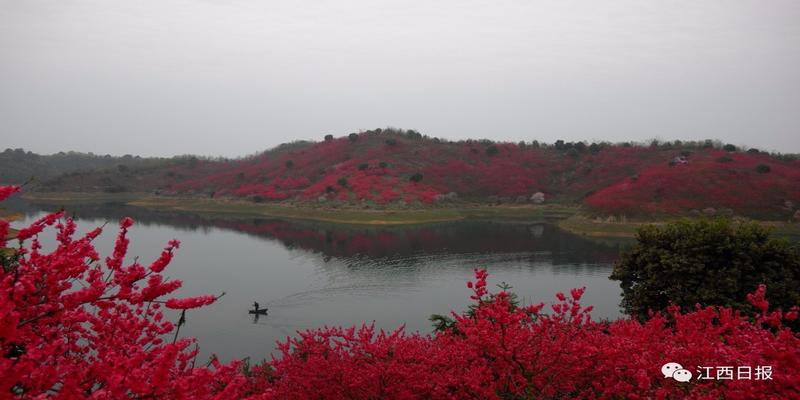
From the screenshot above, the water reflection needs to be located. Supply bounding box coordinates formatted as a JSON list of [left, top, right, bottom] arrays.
[[8, 199, 620, 268]]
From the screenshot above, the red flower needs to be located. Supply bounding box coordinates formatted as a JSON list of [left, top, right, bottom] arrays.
[[165, 295, 218, 310]]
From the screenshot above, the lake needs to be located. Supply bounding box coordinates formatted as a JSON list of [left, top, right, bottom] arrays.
[[7, 199, 625, 362]]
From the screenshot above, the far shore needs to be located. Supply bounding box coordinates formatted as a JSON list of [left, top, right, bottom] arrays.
[[21, 192, 576, 226], [19, 192, 800, 238]]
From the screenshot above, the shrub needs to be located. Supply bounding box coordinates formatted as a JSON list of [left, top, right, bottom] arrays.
[[611, 219, 800, 324], [285, 160, 294, 168], [348, 133, 358, 142], [337, 177, 348, 187], [409, 172, 423, 183], [385, 139, 397, 146], [324, 134, 334, 141], [717, 156, 733, 163], [756, 164, 771, 173], [405, 129, 422, 139], [357, 163, 369, 171], [485, 145, 499, 156], [723, 144, 738, 152], [378, 161, 388, 169]]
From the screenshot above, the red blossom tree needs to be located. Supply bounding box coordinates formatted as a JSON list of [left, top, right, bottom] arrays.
[[0, 186, 257, 398]]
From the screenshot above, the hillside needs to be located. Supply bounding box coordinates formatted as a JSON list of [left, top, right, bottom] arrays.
[[29, 129, 800, 220]]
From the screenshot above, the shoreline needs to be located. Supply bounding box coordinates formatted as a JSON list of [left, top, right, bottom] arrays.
[[19, 192, 800, 237], [21, 192, 577, 226]]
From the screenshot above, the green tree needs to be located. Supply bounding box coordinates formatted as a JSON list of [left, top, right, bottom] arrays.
[[565, 148, 579, 158], [611, 219, 800, 323]]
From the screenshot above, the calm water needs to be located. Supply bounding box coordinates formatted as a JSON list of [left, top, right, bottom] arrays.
[[7, 200, 624, 362]]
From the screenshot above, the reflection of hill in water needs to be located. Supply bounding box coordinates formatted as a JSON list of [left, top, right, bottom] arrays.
[[12, 200, 621, 267]]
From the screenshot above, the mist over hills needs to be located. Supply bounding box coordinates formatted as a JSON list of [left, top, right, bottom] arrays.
[[5, 129, 800, 219]]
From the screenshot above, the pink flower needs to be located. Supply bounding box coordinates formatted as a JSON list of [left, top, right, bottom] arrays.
[[165, 295, 217, 309]]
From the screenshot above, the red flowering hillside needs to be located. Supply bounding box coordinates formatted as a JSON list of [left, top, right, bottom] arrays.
[[3, 186, 800, 398], [585, 149, 800, 217], [168, 131, 564, 204], [34, 131, 800, 218]]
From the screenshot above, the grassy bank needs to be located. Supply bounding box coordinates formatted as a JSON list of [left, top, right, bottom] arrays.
[[557, 215, 658, 238], [128, 196, 577, 225], [21, 192, 576, 225], [558, 214, 800, 239], [22, 192, 151, 205]]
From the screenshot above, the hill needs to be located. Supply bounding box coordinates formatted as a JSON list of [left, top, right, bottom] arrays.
[[27, 129, 800, 220]]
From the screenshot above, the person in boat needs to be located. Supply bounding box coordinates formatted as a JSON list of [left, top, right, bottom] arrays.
[[251, 301, 267, 313]]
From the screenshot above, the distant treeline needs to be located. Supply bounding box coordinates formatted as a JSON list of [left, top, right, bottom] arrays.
[[0, 148, 228, 184]]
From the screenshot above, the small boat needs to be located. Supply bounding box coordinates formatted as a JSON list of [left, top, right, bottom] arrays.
[[249, 301, 268, 315]]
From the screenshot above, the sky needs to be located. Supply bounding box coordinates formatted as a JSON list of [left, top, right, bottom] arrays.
[[1, 0, 799, 157]]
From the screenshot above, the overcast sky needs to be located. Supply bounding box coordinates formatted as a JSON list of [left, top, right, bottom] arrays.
[[1, 0, 799, 157]]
